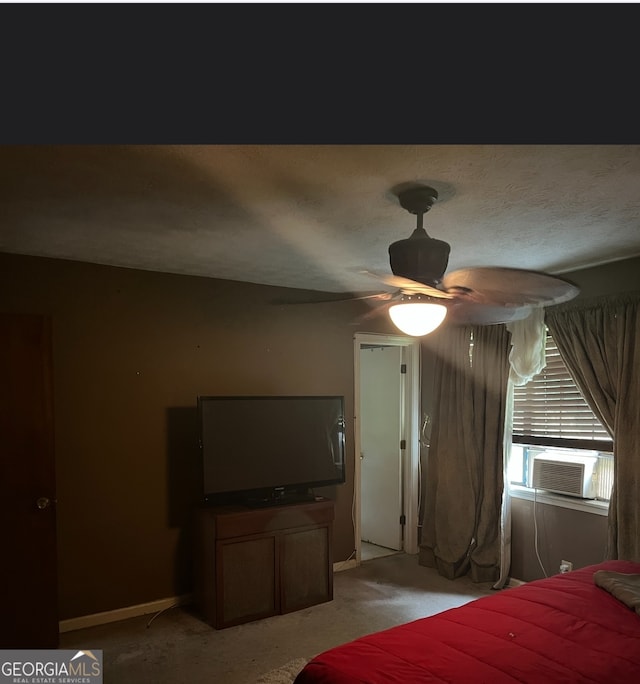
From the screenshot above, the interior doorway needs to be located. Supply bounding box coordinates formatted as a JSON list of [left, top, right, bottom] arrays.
[[354, 333, 420, 564]]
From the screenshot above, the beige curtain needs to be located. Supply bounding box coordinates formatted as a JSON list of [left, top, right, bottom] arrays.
[[494, 307, 547, 589], [419, 323, 510, 582], [545, 292, 640, 561]]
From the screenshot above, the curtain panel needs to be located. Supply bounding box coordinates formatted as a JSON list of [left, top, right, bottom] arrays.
[[545, 291, 640, 561], [494, 307, 547, 588], [419, 323, 510, 582]]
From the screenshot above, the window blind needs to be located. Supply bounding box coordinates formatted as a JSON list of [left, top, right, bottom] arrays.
[[512, 331, 613, 452]]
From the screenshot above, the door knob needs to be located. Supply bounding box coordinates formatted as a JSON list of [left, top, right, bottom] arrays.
[[36, 497, 51, 510]]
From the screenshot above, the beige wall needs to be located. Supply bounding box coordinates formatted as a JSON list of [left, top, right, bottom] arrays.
[[563, 256, 640, 299], [4, 251, 638, 617], [0, 252, 395, 619], [510, 499, 608, 581]]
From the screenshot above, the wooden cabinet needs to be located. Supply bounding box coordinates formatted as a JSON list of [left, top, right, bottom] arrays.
[[195, 498, 334, 629]]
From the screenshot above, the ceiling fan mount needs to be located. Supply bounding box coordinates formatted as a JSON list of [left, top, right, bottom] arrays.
[[397, 185, 439, 216]]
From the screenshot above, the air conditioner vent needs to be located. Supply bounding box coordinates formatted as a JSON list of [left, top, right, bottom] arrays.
[[532, 453, 597, 499]]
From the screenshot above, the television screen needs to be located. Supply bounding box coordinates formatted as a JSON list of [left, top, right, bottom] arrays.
[[198, 395, 346, 506]]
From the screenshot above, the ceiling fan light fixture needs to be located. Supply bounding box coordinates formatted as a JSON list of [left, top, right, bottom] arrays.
[[388, 296, 447, 336]]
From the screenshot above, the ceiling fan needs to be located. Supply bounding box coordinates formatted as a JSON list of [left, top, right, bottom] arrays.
[[349, 183, 581, 336]]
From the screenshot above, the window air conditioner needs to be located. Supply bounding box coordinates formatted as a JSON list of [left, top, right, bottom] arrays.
[[531, 453, 597, 499]]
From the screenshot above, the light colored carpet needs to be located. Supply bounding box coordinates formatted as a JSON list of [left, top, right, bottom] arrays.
[[60, 553, 496, 684], [256, 657, 309, 683]]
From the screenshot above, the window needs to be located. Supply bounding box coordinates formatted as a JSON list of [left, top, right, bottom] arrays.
[[511, 329, 613, 502]]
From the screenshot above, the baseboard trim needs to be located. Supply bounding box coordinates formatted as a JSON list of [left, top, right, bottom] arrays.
[[333, 558, 357, 573], [59, 593, 193, 633]]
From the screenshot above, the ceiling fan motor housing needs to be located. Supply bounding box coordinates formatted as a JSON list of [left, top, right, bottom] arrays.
[[390, 184, 451, 285], [389, 232, 451, 286]]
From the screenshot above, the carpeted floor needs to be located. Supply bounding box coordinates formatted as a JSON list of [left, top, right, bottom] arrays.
[[256, 657, 311, 684], [60, 553, 496, 683]]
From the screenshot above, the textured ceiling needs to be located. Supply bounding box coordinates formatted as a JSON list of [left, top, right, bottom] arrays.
[[1, 144, 640, 295]]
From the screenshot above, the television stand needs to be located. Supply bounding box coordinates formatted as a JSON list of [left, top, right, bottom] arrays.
[[194, 497, 334, 629], [244, 490, 316, 508]]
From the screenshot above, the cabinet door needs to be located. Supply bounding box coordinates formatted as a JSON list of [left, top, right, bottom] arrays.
[[281, 526, 332, 613], [218, 535, 278, 627]]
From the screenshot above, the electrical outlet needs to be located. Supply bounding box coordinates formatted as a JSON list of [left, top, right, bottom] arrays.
[[559, 560, 573, 573]]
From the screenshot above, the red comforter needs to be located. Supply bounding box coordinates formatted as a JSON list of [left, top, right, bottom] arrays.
[[294, 560, 640, 683]]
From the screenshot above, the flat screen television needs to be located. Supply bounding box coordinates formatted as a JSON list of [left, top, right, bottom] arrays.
[[198, 395, 346, 507]]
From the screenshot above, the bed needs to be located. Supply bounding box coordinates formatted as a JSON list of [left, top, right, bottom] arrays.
[[294, 560, 640, 683]]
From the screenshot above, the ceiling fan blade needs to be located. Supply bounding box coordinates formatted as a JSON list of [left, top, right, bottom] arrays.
[[351, 299, 396, 326], [442, 267, 580, 307], [272, 291, 393, 306], [358, 270, 454, 299], [447, 302, 533, 326]]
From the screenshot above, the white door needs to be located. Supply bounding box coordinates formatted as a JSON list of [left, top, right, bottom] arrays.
[[359, 345, 403, 551]]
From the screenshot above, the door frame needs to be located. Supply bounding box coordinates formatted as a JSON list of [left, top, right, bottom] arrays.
[[354, 332, 421, 563]]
